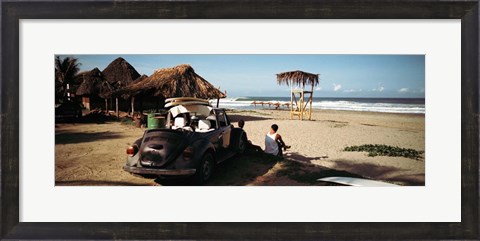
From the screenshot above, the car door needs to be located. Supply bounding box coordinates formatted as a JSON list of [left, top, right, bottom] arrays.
[[215, 109, 232, 159]]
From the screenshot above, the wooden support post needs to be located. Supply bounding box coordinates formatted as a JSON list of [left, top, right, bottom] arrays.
[[105, 99, 108, 113], [310, 84, 314, 120], [290, 80, 293, 119], [300, 91, 304, 120], [290, 92, 293, 119], [131, 97, 135, 116], [302, 82, 305, 120], [292, 92, 300, 119], [116, 97, 119, 117]]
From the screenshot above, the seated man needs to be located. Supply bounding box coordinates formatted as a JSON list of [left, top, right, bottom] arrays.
[[238, 120, 263, 152], [264, 124, 290, 156]]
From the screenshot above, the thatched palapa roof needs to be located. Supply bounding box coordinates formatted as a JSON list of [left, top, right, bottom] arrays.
[[120, 64, 225, 99], [118, 74, 148, 99], [134, 74, 148, 82], [75, 68, 113, 99], [276, 70, 319, 87], [102, 57, 141, 89]]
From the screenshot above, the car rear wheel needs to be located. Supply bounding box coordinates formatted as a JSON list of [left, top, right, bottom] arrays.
[[193, 152, 214, 185], [138, 174, 158, 179]]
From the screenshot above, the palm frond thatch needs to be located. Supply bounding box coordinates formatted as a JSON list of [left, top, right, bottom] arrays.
[[102, 57, 141, 89], [120, 64, 225, 99], [134, 74, 148, 82], [116, 74, 148, 99], [276, 70, 319, 87], [75, 68, 113, 99]]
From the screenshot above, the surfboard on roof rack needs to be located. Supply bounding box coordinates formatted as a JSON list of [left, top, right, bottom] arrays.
[[164, 100, 212, 108], [165, 97, 210, 103]]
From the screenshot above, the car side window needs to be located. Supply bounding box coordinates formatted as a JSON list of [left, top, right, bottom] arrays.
[[224, 112, 231, 126], [217, 111, 228, 127]]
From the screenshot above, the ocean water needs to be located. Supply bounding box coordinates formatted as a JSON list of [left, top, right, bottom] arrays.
[[211, 97, 425, 114]]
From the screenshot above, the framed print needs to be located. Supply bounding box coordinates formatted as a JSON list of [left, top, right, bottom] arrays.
[[1, 0, 478, 240]]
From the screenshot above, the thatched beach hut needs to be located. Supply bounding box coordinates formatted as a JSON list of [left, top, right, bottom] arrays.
[[276, 70, 319, 120], [102, 57, 141, 115], [103, 57, 141, 89], [75, 68, 113, 111], [120, 64, 225, 112]]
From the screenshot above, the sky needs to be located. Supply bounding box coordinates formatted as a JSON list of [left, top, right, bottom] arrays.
[[60, 54, 425, 98]]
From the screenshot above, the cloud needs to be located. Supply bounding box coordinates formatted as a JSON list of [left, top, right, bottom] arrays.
[[344, 89, 362, 93], [398, 88, 409, 93], [315, 86, 322, 91], [372, 86, 385, 92], [333, 83, 342, 91]]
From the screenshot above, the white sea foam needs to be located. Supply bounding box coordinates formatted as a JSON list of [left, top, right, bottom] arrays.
[[211, 98, 425, 114]]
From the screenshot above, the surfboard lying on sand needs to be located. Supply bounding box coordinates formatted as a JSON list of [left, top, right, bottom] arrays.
[[164, 100, 211, 108], [317, 177, 399, 187], [165, 97, 210, 103]]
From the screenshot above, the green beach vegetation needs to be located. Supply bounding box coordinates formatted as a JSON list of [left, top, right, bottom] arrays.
[[344, 144, 423, 160]]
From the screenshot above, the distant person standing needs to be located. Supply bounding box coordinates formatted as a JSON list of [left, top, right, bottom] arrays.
[[265, 124, 290, 156]]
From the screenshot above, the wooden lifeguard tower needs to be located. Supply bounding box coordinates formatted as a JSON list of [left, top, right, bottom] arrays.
[[276, 70, 319, 120]]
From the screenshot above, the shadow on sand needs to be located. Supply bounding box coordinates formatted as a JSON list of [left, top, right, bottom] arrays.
[[155, 151, 368, 186], [154, 152, 279, 186], [329, 159, 425, 186], [55, 131, 124, 145], [284, 151, 326, 163], [56, 113, 120, 124], [282, 151, 424, 186], [228, 114, 272, 123], [55, 180, 152, 186]]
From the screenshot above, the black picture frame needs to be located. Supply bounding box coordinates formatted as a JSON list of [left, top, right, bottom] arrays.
[[1, 0, 478, 240]]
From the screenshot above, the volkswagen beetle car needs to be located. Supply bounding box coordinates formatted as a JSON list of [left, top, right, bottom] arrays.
[[123, 97, 247, 184]]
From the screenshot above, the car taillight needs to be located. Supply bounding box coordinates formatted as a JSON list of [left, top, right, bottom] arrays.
[[183, 146, 194, 160], [127, 145, 138, 156]]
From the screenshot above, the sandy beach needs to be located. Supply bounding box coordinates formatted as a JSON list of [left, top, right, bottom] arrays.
[[55, 109, 424, 186], [229, 109, 425, 185]]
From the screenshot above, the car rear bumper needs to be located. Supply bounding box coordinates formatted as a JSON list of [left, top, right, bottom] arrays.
[[123, 165, 196, 176]]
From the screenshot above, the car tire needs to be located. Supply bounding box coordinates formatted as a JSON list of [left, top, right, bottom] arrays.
[[193, 152, 215, 185], [138, 174, 157, 179]]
